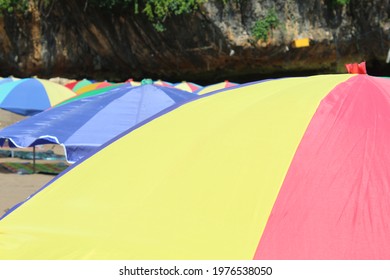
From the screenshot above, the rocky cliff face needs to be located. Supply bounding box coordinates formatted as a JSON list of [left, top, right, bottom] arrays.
[[0, 0, 389, 84]]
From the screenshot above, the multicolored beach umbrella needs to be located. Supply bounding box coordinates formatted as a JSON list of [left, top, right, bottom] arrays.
[[126, 78, 141, 86], [0, 78, 76, 116], [55, 84, 124, 107], [64, 80, 78, 90], [0, 84, 197, 163], [196, 80, 239, 95], [1, 74, 390, 260], [173, 81, 202, 92], [65, 79, 93, 92], [74, 81, 115, 95], [153, 79, 174, 87]]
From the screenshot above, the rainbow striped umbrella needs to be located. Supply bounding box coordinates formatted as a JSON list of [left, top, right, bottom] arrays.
[[1, 74, 390, 259], [0, 78, 76, 116], [74, 81, 116, 95], [65, 79, 93, 92], [64, 80, 78, 90], [55, 84, 124, 107]]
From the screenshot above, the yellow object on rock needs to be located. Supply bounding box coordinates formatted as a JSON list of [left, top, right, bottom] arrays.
[[292, 38, 310, 48]]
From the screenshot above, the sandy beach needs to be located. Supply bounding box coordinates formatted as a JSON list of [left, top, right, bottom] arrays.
[[0, 146, 68, 216], [0, 163, 56, 215], [0, 109, 68, 216]]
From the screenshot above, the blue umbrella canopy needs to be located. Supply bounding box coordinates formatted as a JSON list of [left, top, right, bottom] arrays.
[[0, 84, 197, 163], [0, 78, 76, 116]]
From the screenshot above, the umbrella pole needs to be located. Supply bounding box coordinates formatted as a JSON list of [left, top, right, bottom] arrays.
[[33, 146, 36, 174]]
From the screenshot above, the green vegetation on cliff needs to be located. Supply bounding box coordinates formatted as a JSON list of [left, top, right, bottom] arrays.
[[334, 0, 350, 5], [0, 0, 206, 31], [0, 0, 29, 12], [0, 0, 349, 33], [251, 9, 279, 42], [0, 0, 205, 19]]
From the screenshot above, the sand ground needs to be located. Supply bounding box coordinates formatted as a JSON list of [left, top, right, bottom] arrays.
[[0, 165, 56, 215], [0, 109, 68, 216], [0, 146, 68, 216]]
